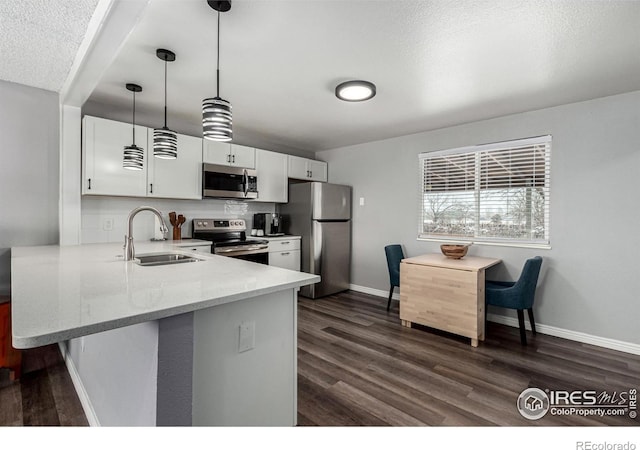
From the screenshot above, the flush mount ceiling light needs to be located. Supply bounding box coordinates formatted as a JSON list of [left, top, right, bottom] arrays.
[[123, 83, 144, 171], [153, 49, 177, 159], [202, 0, 233, 142], [335, 80, 376, 102]]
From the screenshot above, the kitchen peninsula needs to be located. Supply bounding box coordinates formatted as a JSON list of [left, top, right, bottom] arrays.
[[11, 241, 319, 426]]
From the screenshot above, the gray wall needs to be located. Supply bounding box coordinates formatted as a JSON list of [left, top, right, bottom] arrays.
[[0, 81, 59, 295], [316, 90, 640, 345]]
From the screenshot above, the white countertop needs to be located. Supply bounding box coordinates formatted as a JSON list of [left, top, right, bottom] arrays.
[[259, 235, 301, 240], [10, 241, 319, 349]]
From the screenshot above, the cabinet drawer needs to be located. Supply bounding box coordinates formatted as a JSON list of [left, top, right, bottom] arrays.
[[174, 244, 212, 254], [269, 250, 300, 271], [267, 239, 300, 252]]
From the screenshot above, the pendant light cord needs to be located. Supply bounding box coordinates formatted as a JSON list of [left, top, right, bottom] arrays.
[[164, 59, 168, 128], [132, 91, 136, 145], [216, 10, 220, 97]]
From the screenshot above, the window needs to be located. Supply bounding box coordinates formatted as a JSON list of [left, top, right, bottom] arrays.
[[419, 136, 551, 247]]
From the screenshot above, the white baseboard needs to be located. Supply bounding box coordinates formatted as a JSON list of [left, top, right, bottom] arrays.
[[349, 284, 640, 356], [58, 342, 100, 426], [350, 284, 400, 301], [485, 313, 640, 356]]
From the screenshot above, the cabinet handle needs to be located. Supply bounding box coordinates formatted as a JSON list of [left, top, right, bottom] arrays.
[[150, 183, 153, 194], [281, 241, 290, 245], [310, 170, 313, 178], [281, 252, 290, 256], [88, 178, 91, 190], [227, 154, 231, 163], [232, 154, 235, 163]]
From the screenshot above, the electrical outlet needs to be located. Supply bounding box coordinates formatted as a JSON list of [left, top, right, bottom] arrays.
[[238, 321, 255, 353], [103, 218, 114, 231]]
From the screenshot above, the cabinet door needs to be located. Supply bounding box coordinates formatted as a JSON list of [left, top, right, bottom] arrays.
[[82, 116, 147, 197], [307, 159, 327, 182], [255, 149, 288, 203], [147, 133, 203, 199], [269, 250, 300, 271], [203, 140, 232, 165], [287, 155, 309, 180], [230, 144, 255, 168]]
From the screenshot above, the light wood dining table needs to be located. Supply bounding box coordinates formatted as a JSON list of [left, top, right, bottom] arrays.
[[399, 253, 501, 347]]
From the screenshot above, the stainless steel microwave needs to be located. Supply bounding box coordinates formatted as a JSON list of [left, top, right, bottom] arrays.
[[202, 163, 258, 199]]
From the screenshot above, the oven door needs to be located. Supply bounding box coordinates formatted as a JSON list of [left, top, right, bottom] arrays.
[[214, 245, 269, 265], [203, 163, 258, 199]]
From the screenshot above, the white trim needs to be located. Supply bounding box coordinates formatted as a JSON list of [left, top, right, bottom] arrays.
[[486, 313, 640, 356], [350, 284, 400, 301], [57, 342, 101, 427], [349, 284, 640, 356], [416, 237, 552, 250], [419, 135, 552, 158]]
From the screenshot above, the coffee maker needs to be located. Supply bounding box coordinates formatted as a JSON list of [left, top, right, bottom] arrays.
[[253, 213, 284, 236]]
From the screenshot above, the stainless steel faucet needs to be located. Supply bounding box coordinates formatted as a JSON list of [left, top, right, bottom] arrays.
[[124, 206, 169, 261]]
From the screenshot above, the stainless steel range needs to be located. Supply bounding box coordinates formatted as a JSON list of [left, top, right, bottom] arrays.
[[192, 218, 269, 264]]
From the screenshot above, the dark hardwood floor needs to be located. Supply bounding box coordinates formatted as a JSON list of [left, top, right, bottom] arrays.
[[297, 290, 640, 426], [1, 290, 638, 426], [0, 344, 87, 426]]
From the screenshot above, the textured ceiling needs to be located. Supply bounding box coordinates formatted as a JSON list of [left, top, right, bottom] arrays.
[[86, 0, 640, 152], [0, 0, 99, 92]]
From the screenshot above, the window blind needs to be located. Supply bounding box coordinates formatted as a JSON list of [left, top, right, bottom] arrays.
[[419, 136, 551, 246]]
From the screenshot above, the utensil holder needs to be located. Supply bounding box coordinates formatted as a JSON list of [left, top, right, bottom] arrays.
[[173, 226, 181, 241]]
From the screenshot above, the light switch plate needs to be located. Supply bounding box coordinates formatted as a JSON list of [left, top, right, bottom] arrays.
[[238, 321, 255, 353], [359, 197, 365, 206]]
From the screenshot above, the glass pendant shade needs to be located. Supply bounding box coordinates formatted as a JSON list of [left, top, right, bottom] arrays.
[[123, 83, 143, 171], [123, 144, 144, 170], [203, 2, 233, 142], [153, 127, 178, 158], [153, 49, 177, 159], [202, 96, 232, 141]]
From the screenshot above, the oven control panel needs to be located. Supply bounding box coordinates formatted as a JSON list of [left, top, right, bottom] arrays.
[[193, 218, 246, 232]]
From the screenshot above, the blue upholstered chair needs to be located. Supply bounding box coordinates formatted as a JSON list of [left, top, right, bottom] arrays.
[[485, 256, 543, 345], [384, 245, 405, 311]]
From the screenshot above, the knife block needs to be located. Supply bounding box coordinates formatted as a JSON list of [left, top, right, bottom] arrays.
[[172, 226, 181, 241]]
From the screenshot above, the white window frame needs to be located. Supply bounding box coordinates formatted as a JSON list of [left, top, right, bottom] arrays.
[[418, 135, 551, 249]]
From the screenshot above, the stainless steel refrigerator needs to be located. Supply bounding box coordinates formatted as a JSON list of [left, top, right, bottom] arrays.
[[279, 182, 351, 299]]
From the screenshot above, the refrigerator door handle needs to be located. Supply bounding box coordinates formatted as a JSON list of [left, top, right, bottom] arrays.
[[312, 225, 323, 276]]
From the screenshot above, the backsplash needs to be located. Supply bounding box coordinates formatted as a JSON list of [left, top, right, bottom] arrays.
[[81, 197, 275, 244]]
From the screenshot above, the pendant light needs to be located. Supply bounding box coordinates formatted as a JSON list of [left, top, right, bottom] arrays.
[[153, 49, 177, 159], [202, 0, 233, 142], [123, 83, 144, 171]]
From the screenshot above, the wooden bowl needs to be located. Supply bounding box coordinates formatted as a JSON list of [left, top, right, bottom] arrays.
[[440, 244, 469, 259]]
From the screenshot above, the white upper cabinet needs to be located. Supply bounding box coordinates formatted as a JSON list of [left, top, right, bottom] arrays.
[[255, 149, 288, 203], [203, 141, 255, 168], [287, 155, 328, 182], [82, 115, 203, 200], [82, 116, 147, 197], [230, 144, 255, 169], [147, 132, 202, 200]]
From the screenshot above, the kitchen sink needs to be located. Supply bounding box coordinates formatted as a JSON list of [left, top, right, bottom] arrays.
[[135, 253, 204, 266]]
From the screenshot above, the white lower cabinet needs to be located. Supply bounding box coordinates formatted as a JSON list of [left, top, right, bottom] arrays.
[[173, 243, 212, 254], [266, 237, 301, 271]]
